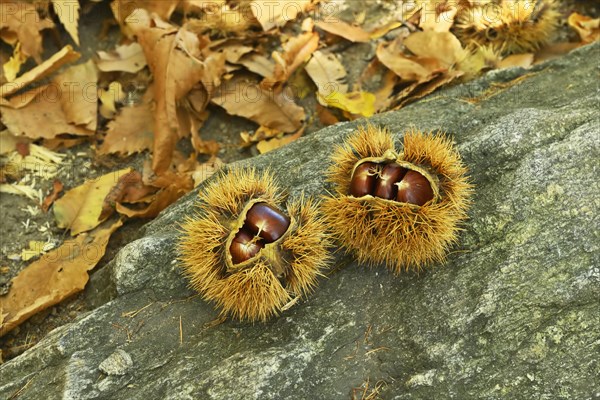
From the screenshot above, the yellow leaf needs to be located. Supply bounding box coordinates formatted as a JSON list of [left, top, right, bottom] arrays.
[[21, 241, 50, 261], [3, 42, 27, 82], [319, 91, 376, 117], [52, 0, 80, 46], [53, 168, 132, 235]]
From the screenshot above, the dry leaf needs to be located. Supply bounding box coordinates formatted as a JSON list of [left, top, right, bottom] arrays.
[[98, 81, 125, 119], [316, 103, 339, 126], [137, 24, 226, 173], [53, 168, 132, 235], [116, 182, 188, 219], [0, 45, 80, 98], [41, 179, 64, 212], [3, 42, 27, 82], [99, 89, 154, 155], [568, 13, 600, 44], [1, 84, 94, 139], [404, 31, 466, 68], [498, 53, 534, 70], [305, 50, 348, 103], [237, 53, 276, 77], [251, 0, 313, 31], [319, 91, 376, 118], [54, 60, 98, 131], [240, 125, 282, 147], [0, 130, 18, 154], [213, 75, 305, 132], [52, 0, 80, 46], [256, 126, 305, 154], [315, 19, 370, 43], [420, 6, 457, 32], [0, 219, 123, 337], [21, 241, 51, 262], [265, 31, 319, 87], [0, 1, 54, 63], [221, 44, 254, 63], [96, 42, 147, 73], [376, 40, 443, 82]]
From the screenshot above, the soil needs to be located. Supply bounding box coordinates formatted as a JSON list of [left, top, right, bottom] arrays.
[[0, 0, 597, 363]]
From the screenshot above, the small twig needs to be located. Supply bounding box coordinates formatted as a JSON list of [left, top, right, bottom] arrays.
[[179, 316, 183, 345], [365, 346, 390, 356], [9, 376, 34, 399], [122, 302, 154, 318]]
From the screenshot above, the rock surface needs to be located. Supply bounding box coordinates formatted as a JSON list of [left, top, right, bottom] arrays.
[[1, 42, 599, 400]]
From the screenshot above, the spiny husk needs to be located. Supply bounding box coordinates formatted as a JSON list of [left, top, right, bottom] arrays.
[[454, 0, 560, 54], [322, 125, 473, 273], [178, 168, 330, 322]]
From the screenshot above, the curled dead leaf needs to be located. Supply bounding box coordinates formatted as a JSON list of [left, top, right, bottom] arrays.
[[0, 219, 123, 337]]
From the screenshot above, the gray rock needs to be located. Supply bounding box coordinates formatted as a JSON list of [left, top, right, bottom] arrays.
[[1, 42, 599, 400]]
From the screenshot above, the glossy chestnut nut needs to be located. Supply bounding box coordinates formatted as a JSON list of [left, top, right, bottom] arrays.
[[373, 163, 407, 200], [349, 162, 377, 197], [396, 170, 434, 206], [230, 228, 264, 264], [245, 203, 291, 243]]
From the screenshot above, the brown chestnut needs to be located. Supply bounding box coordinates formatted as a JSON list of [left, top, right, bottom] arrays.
[[396, 170, 434, 206], [349, 162, 377, 197], [373, 163, 407, 200], [245, 203, 291, 243], [230, 228, 264, 264]]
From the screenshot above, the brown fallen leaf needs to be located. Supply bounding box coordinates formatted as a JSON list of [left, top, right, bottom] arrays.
[[96, 42, 147, 73], [52, 0, 80, 46], [498, 53, 534, 70], [265, 31, 319, 88], [304, 50, 348, 103], [316, 103, 339, 126], [100, 170, 155, 220], [213, 75, 305, 132], [1, 84, 95, 139], [53, 168, 132, 235], [404, 31, 466, 69], [116, 182, 189, 219], [392, 70, 462, 110], [54, 60, 98, 131], [99, 89, 154, 156], [0, 45, 80, 98], [137, 22, 226, 174], [315, 19, 370, 43], [251, 0, 314, 31], [237, 53, 276, 77], [568, 13, 600, 44], [0, 219, 123, 337], [419, 5, 457, 32], [0, 1, 54, 63], [376, 40, 444, 82], [41, 179, 64, 212]]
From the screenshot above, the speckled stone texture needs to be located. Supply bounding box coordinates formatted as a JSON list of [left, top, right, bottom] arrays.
[[1, 42, 598, 400]]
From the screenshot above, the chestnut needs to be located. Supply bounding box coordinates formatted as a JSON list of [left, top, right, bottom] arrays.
[[373, 163, 407, 200], [230, 228, 264, 264], [349, 162, 377, 197], [245, 203, 291, 242], [396, 170, 434, 206]]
